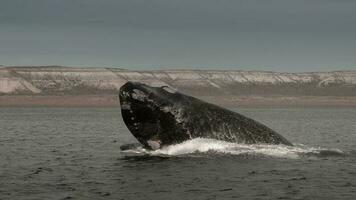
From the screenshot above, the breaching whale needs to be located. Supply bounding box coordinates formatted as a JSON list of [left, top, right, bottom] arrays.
[[119, 81, 292, 150]]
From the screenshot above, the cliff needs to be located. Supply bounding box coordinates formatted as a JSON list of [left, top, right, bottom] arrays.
[[1, 66, 356, 97]]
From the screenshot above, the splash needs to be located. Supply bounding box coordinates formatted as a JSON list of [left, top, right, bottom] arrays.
[[121, 138, 344, 159]]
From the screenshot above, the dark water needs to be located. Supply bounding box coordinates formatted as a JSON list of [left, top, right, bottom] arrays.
[[0, 107, 356, 200]]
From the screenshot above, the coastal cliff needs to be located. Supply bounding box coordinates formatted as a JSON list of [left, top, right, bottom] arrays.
[[1, 66, 356, 106]]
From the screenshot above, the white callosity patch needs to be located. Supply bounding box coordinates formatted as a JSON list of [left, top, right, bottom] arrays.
[[170, 107, 185, 123], [121, 103, 131, 110], [162, 86, 177, 93], [121, 91, 130, 98], [131, 89, 148, 102], [159, 106, 171, 113], [147, 140, 161, 150]]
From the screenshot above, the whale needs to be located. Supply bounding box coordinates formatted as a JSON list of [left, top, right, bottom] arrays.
[[119, 81, 292, 150]]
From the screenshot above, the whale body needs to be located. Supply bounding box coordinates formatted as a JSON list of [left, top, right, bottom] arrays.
[[119, 82, 292, 150]]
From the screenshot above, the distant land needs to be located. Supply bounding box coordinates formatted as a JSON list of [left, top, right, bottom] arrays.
[[1, 66, 356, 106]]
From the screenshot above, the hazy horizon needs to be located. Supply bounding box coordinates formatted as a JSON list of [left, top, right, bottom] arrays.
[[1, 0, 356, 72]]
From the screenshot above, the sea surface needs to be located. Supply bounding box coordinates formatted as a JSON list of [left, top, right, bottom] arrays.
[[0, 106, 356, 200]]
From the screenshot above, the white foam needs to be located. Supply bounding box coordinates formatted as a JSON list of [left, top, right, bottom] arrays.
[[122, 138, 344, 159]]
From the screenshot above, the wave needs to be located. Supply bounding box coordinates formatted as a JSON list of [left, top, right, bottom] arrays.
[[121, 138, 345, 159]]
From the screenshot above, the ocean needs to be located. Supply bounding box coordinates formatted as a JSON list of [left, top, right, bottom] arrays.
[[0, 106, 355, 200]]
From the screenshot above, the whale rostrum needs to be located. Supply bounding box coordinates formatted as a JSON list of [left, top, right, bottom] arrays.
[[119, 82, 292, 150]]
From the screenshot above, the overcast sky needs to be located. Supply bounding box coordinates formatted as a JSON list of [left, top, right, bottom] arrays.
[[1, 0, 356, 71]]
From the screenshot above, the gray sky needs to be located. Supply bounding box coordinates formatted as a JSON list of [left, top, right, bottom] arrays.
[[1, 0, 356, 72]]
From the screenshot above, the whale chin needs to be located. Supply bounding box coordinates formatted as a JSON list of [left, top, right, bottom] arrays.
[[119, 81, 293, 150]]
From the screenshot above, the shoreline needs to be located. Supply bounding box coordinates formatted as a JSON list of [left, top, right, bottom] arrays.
[[1, 95, 356, 107]]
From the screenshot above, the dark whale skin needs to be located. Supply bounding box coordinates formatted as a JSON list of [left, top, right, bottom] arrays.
[[119, 81, 292, 150]]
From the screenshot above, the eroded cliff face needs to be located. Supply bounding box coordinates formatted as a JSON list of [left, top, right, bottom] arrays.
[[1, 66, 356, 96], [0, 68, 41, 94]]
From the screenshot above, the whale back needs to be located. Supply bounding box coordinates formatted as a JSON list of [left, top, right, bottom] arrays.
[[179, 97, 292, 145]]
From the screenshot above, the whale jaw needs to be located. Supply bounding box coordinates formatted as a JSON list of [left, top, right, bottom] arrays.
[[119, 82, 189, 149]]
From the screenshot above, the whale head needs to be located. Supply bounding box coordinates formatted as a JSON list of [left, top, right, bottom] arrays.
[[119, 81, 190, 150]]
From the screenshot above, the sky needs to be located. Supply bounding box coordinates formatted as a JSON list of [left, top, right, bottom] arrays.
[[1, 0, 356, 72]]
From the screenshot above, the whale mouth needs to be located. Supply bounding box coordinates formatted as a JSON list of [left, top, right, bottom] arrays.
[[119, 82, 179, 150], [119, 82, 159, 149]]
